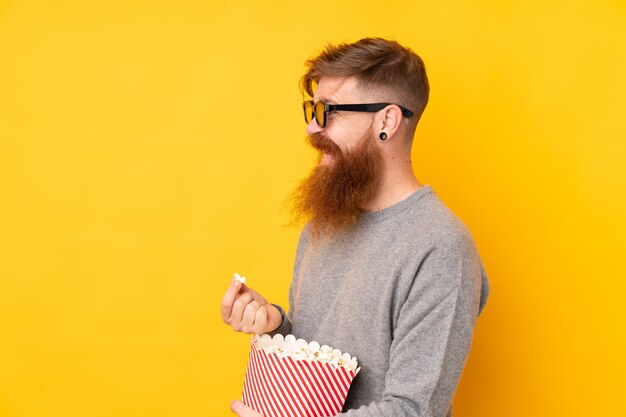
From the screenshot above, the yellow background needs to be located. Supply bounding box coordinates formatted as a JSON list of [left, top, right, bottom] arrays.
[[1, 1, 625, 416]]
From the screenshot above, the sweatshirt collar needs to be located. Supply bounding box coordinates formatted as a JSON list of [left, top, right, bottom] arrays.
[[357, 185, 435, 225]]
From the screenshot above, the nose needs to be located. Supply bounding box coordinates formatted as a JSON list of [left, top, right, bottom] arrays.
[[306, 117, 323, 136]]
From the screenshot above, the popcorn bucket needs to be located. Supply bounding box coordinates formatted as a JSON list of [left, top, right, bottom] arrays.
[[242, 334, 360, 417]]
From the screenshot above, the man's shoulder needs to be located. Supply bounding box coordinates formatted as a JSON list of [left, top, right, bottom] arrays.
[[395, 186, 476, 247], [404, 189, 489, 308], [294, 186, 479, 254]]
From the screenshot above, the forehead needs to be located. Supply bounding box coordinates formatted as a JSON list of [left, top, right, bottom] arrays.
[[314, 76, 363, 103]]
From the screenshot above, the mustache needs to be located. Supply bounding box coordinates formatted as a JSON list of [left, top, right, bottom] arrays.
[[307, 133, 341, 155]]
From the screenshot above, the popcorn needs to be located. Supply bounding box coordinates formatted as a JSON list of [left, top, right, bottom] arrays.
[[242, 334, 360, 417], [255, 334, 358, 371], [233, 273, 247, 285]]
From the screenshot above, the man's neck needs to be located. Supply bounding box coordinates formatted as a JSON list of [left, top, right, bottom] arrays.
[[360, 156, 423, 212]]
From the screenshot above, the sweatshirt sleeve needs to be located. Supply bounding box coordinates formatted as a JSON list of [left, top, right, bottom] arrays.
[[340, 232, 488, 417], [269, 297, 292, 336], [268, 226, 311, 337]]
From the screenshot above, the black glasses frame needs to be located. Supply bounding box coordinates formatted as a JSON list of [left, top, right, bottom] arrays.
[[303, 100, 414, 128]]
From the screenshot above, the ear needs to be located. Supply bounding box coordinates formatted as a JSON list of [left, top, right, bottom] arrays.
[[377, 105, 403, 140]]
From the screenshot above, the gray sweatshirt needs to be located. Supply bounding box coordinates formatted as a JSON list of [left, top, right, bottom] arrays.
[[271, 185, 490, 417]]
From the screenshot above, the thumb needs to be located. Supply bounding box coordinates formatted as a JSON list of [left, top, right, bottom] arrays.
[[230, 400, 258, 416], [264, 303, 283, 331]]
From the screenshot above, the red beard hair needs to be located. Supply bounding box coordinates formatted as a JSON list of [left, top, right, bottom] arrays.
[[288, 131, 383, 239]]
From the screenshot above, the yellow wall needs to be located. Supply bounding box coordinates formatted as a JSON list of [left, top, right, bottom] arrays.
[[1, 1, 624, 416]]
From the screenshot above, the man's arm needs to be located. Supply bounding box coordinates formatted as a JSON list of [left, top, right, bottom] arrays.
[[231, 229, 487, 417], [231, 278, 481, 417], [337, 233, 486, 417]]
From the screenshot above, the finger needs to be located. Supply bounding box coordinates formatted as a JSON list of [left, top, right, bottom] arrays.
[[251, 305, 268, 334], [221, 279, 243, 321], [229, 292, 254, 330], [240, 300, 260, 333], [245, 286, 267, 304], [231, 400, 260, 417]]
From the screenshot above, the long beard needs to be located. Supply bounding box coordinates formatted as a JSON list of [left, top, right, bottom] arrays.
[[288, 132, 383, 239]]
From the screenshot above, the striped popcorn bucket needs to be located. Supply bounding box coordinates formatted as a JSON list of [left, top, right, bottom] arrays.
[[242, 334, 360, 417]]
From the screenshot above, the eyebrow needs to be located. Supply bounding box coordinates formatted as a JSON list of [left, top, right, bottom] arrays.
[[315, 97, 336, 105]]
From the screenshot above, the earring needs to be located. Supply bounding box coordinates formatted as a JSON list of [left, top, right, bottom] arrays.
[[379, 132, 388, 141]]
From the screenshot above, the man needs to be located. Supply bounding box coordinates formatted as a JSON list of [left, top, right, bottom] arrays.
[[221, 37, 490, 417]]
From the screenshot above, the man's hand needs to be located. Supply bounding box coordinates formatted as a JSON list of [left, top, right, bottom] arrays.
[[221, 278, 282, 334], [231, 400, 263, 417]]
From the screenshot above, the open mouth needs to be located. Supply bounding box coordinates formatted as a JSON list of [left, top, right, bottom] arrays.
[[307, 134, 341, 166]]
